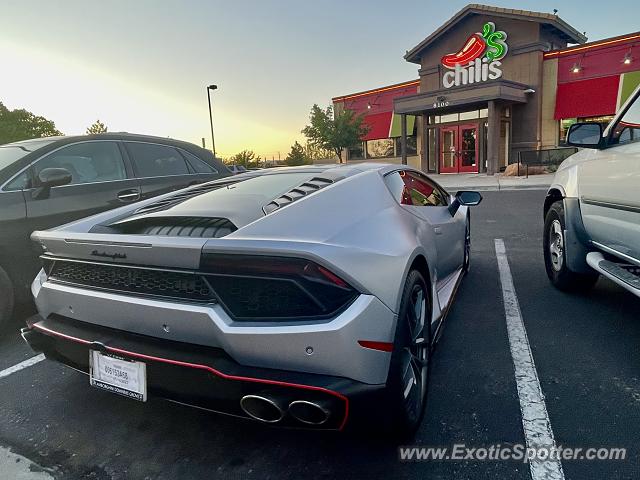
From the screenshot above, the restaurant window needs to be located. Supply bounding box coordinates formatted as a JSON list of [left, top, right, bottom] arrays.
[[348, 143, 365, 160], [439, 113, 459, 124], [482, 121, 488, 171], [580, 115, 614, 125], [394, 135, 417, 156], [427, 128, 437, 172], [366, 139, 394, 158], [459, 110, 480, 121], [431, 109, 487, 124]]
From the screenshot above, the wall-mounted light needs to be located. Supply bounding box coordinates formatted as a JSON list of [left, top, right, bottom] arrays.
[[622, 51, 633, 65], [366, 100, 381, 110], [570, 62, 582, 73]]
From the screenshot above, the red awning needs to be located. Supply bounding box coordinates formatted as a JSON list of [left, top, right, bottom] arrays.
[[554, 76, 620, 119], [361, 111, 393, 141]]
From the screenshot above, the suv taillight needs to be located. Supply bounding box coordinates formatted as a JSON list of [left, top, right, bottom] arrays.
[[200, 254, 358, 321]]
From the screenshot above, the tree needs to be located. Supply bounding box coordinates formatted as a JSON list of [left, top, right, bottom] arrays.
[[303, 141, 337, 162], [229, 150, 261, 168], [0, 102, 62, 145], [86, 119, 108, 134], [301, 104, 368, 163], [285, 141, 309, 166]]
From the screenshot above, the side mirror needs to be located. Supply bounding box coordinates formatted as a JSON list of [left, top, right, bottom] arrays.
[[448, 190, 483, 216], [32, 167, 72, 199], [566, 122, 603, 149]]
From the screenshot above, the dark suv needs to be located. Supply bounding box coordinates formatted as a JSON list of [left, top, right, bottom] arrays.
[[0, 133, 230, 328]]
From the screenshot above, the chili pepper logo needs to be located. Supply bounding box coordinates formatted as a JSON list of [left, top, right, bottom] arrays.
[[441, 22, 508, 69]]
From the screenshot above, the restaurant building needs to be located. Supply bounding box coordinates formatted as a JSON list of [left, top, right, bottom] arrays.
[[332, 4, 640, 174]]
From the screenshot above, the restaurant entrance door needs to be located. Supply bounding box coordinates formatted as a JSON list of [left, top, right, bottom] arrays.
[[439, 123, 479, 173]]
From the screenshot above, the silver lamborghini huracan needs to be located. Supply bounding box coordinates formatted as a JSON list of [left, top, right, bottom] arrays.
[[22, 163, 481, 436]]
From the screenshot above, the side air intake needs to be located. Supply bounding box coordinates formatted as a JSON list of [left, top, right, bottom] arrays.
[[262, 177, 333, 215]]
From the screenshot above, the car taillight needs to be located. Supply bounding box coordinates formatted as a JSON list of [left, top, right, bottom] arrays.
[[200, 254, 358, 321]]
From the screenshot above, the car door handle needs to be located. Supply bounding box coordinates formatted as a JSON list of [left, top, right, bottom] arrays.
[[434, 226, 443, 235], [117, 189, 141, 202]]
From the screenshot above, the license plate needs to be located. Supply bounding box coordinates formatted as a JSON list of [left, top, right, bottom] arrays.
[[90, 351, 147, 402]]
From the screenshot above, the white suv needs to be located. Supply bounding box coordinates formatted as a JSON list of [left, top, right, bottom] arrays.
[[543, 85, 640, 297]]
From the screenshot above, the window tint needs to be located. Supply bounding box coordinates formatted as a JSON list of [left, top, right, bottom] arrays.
[[34, 142, 126, 186], [612, 94, 640, 145], [4, 171, 30, 191], [126, 142, 189, 177], [181, 150, 217, 174], [385, 171, 447, 207]]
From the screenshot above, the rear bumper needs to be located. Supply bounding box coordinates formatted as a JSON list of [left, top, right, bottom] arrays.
[[32, 271, 396, 385], [22, 314, 387, 430]]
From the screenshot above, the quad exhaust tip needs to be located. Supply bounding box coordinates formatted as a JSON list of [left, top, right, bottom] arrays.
[[240, 395, 285, 423], [288, 400, 331, 425]]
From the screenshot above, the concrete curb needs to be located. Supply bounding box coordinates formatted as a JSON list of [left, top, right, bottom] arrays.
[[442, 184, 550, 192], [0, 447, 54, 479]]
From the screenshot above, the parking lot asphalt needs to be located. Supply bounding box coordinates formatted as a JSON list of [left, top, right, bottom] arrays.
[[1, 190, 639, 480]]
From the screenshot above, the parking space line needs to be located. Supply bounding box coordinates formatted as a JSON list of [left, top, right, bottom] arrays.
[[0, 354, 46, 380], [494, 239, 564, 480]]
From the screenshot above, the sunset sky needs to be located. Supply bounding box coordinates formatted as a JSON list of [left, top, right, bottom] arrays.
[[2, 0, 639, 159]]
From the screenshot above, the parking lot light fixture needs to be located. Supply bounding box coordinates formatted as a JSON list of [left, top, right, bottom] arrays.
[[207, 84, 218, 156]]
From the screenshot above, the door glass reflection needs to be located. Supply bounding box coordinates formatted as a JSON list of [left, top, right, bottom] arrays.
[[441, 130, 456, 169], [460, 128, 477, 167]]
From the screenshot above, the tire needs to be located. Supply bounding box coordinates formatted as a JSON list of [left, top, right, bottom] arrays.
[[0, 265, 15, 332], [383, 269, 431, 439], [463, 214, 471, 274], [543, 201, 598, 292]]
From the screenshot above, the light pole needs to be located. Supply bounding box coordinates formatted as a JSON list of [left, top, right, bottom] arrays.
[[206, 84, 218, 156]]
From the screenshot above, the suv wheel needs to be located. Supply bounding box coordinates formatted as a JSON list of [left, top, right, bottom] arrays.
[[543, 201, 599, 292], [0, 265, 15, 331]]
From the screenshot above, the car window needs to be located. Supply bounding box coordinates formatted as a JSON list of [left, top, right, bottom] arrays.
[[4, 170, 30, 191], [0, 139, 57, 171], [34, 141, 126, 186], [126, 142, 189, 177], [385, 171, 448, 207], [0, 146, 32, 171], [181, 150, 217, 174], [611, 93, 640, 146]]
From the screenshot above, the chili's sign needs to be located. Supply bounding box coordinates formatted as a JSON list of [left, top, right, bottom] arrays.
[[441, 22, 508, 89]]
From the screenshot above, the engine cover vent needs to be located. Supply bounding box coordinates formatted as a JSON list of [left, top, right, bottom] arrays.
[[263, 177, 333, 215], [108, 217, 237, 238]]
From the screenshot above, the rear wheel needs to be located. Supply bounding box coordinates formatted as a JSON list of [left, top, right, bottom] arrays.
[[543, 201, 598, 292], [0, 265, 15, 332], [383, 269, 431, 438]]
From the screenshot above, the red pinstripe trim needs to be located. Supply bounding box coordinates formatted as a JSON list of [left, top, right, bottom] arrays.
[[32, 323, 350, 430]]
